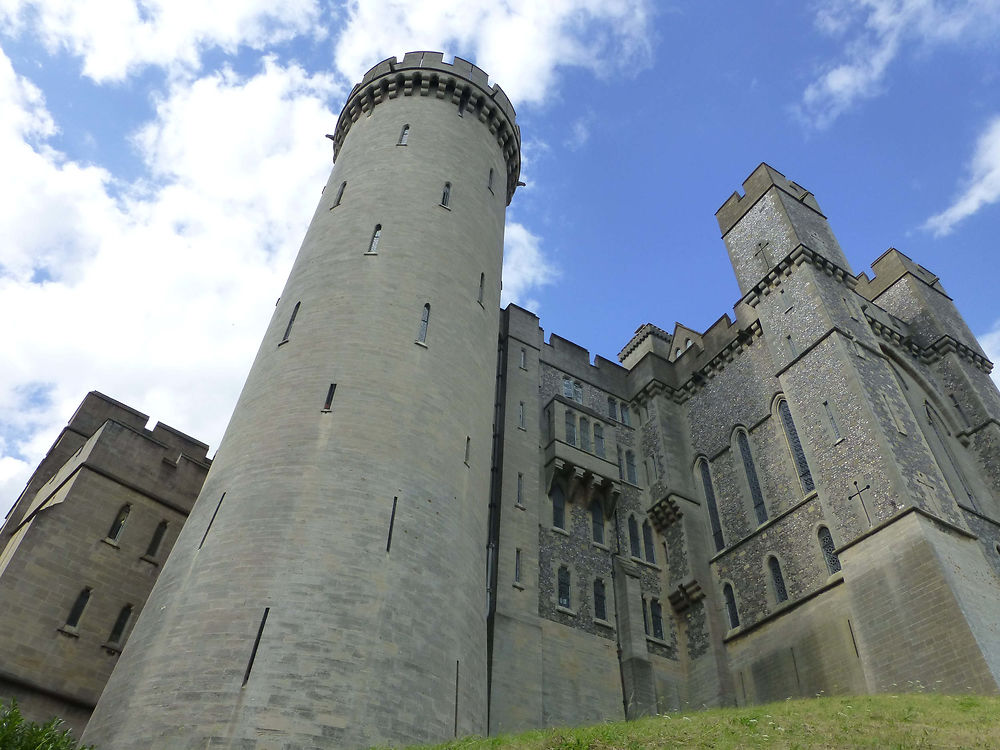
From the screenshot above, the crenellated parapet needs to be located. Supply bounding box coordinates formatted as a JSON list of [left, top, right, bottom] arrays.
[[332, 51, 522, 204]]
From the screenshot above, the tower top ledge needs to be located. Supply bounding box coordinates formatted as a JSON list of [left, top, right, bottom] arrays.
[[716, 163, 824, 236]]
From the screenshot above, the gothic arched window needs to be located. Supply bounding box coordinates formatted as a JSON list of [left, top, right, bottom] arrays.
[[650, 599, 664, 639], [925, 402, 977, 509], [593, 578, 607, 621], [625, 450, 637, 485], [698, 458, 724, 551], [642, 520, 655, 563], [557, 566, 571, 608], [108, 604, 133, 645], [563, 377, 574, 399], [66, 588, 91, 629], [737, 429, 767, 524], [145, 520, 168, 558], [723, 583, 739, 629], [107, 504, 130, 543], [607, 397, 617, 421], [769, 556, 788, 603], [367, 224, 382, 254], [590, 500, 604, 544], [593, 423, 605, 458], [778, 398, 815, 494], [818, 526, 841, 574], [398, 124, 409, 145], [280, 301, 300, 344], [488, 167, 495, 192], [579, 418, 590, 452], [551, 485, 565, 530], [564, 411, 576, 446], [417, 303, 430, 343], [332, 180, 346, 207], [628, 515, 641, 558], [441, 182, 451, 207]]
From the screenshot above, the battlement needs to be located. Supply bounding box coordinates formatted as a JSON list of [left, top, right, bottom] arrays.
[[333, 51, 522, 204], [716, 163, 824, 237], [855, 247, 949, 302]]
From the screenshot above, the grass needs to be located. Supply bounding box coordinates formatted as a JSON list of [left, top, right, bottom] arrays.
[[407, 694, 1000, 750]]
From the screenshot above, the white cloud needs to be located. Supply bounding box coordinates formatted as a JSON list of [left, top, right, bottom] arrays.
[[332, 0, 654, 107], [0, 0, 321, 81], [924, 115, 1000, 236], [800, 0, 1000, 128], [0, 48, 340, 516], [981, 321, 1000, 390], [565, 117, 590, 150], [501, 221, 557, 312]]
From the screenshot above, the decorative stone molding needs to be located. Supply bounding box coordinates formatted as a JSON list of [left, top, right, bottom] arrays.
[[667, 579, 704, 614], [741, 244, 858, 309], [646, 493, 683, 533]]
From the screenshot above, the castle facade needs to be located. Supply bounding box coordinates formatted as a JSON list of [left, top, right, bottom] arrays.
[[2, 51, 999, 749]]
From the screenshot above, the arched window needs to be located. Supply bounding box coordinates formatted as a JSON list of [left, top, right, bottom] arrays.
[[620, 404, 632, 427], [593, 423, 605, 458], [108, 604, 133, 644], [590, 500, 604, 545], [625, 450, 637, 484], [398, 124, 409, 145], [778, 399, 815, 494], [641, 597, 649, 635], [417, 303, 430, 343], [642, 520, 655, 563], [617, 446, 624, 480], [628, 515, 641, 558], [593, 578, 607, 620], [488, 167, 495, 192], [650, 599, 664, 639], [607, 397, 617, 420], [477, 272, 485, 304], [367, 224, 382, 254], [66, 588, 91, 629], [280, 301, 300, 344], [579, 418, 590, 452], [769, 556, 788, 603], [723, 583, 739, 629], [925, 402, 976, 509], [818, 526, 841, 574], [698, 458, 724, 551], [107, 504, 130, 543], [572, 381, 583, 403], [737, 429, 767, 524], [551, 485, 565, 530], [332, 180, 346, 207], [564, 411, 576, 446], [563, 377, 574, 399], [145, 520, 168, 558], [557, 566, 571, 608], [441, 182, 451, 207]]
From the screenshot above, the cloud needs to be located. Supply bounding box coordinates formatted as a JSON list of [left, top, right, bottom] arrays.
[[565, 116, 591, 150], [332, 0, 654, 107], [981, 320, 1000, 389], [799, 0, 1000, 128], [501, 221, 558, 312], [923, 115, 1000, 236], [0, 0, 321, 81]]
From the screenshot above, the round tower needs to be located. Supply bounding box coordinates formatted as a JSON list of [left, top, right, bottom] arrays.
[[83, 51, 520, 750]]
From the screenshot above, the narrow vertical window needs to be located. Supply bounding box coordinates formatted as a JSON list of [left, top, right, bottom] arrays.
[[573, 382, 583, 404], [564, 411, 576, 446], [593, 579, 607, 621], [698, 458, 724, 551], [107, 604, 133, 645], [519, 347, 526, 369], [514, 548, 522, 583], [926, 403, 976, 508], [516, 472, 524, 506], [66, 588, 91, 629], [778, 399, 815, 494], [823, 400, 842, 441], [723, 583, 739, 628], [441, 182, 451, 207], [593, 423, 605, 458], [145, 520, 168, 558], [557, 566, 571, 608], [488, 167, 495, 192], [641, 597, 649, 635], [107, 504, 131, 543], [579, 418, 590, 451], [620, 404, 631, 426], [590, 500, 604, 545], [518, 401, 525, 429], [607, 397, 617, 421], [551, 485, 565, 530], [769, 556, 788, 603], [323, 383, 337, 411], [642, 520, 655, 563], [737, 430, 767, 525], [477, 273, 485, 304], [625, 450, 637, 484], [280, 301, 300, 344], [464, 436, 471, 465], [628, 516, 641, 558], [398, 124, 409, 145], [417, 303, 430, 343], [563, 377, 574, 399], [818, 526, 841, 574], [617, 446, 624, 480], [650, 599, 664, 639], [331, 181, 346, 207], [367, 224, 382, 254]]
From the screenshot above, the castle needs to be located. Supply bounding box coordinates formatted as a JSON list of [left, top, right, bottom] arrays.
[[2, 51, 1000, 748]]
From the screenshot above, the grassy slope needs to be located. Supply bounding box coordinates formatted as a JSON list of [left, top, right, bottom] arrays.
[[409, 694, 1000, 750]]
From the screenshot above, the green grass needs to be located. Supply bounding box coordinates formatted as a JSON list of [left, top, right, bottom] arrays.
[[408, 694, 1000, 750]]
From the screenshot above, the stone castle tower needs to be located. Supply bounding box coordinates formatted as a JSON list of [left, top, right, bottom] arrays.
[[83, 52, 520, 749]]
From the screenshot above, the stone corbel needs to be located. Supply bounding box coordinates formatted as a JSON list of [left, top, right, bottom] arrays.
[[667, 579, 704, 614]]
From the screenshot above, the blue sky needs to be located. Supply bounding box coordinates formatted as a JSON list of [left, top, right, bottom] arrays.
[[2, 0, 999, 514]]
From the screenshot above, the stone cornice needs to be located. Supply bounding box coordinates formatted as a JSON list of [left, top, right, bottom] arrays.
[[865, 312, 994, 375], [741, 244, 857, 309], [332, 52, 521, 205]]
